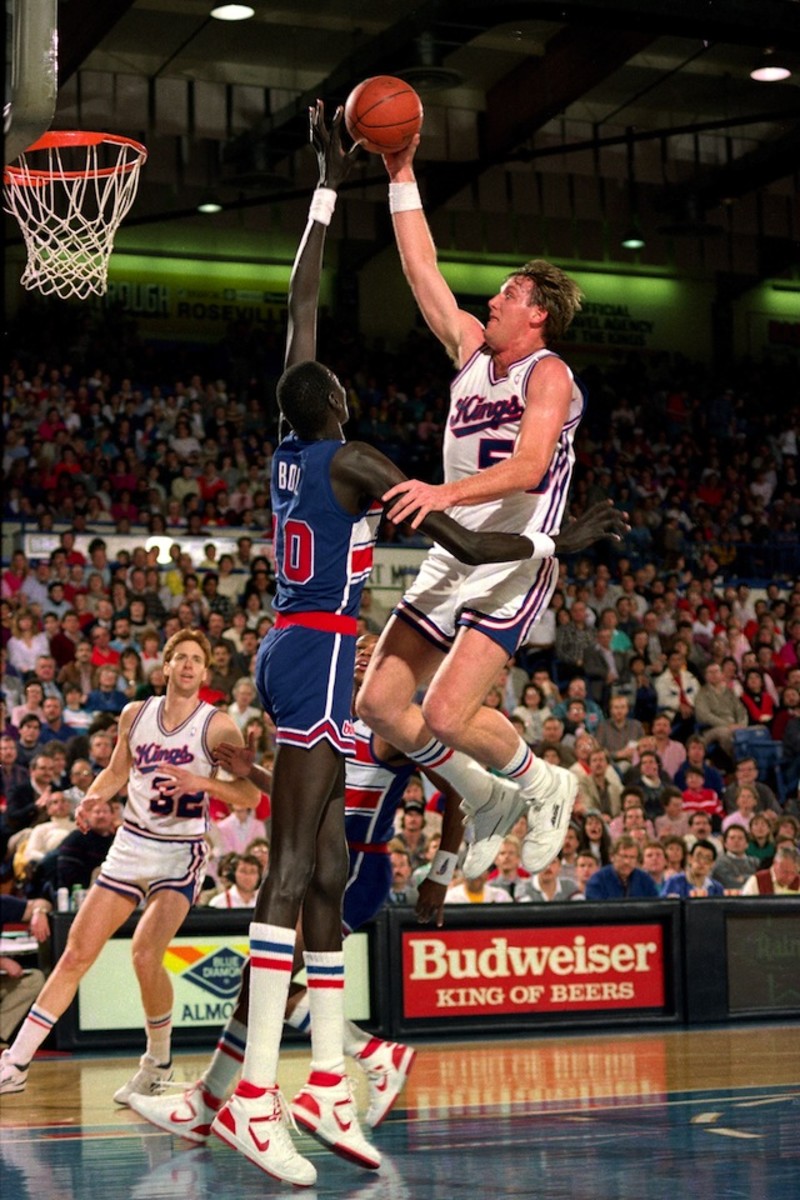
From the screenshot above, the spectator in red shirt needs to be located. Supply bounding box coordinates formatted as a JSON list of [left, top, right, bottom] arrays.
[[682, 765, 725, 823], [59, 531, 86, 569], [198, 459, 228, 505], [89, 625, 121, 668]]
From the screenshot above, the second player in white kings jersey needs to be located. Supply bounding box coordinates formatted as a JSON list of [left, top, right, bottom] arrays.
[[124, 694, 219, 840]]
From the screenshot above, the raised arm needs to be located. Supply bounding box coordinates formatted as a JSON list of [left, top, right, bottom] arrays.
[[285, 101, 355, 369], [383, 138, 483, 367]]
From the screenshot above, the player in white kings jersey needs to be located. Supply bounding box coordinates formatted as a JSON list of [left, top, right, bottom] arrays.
[[0, 629, 258, 1103], [357, 132, 589, 878]]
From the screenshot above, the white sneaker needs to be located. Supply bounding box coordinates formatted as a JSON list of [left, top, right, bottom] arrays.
[[129, 1081, 221, 1142], [0, 1049, 28, 1095], [461, 775, 527, 877], [211, 1081, 317, 1187], [520, 764, 578, 873], [354, 1039, 416, 1127], [291, 1072, 381, 1169], [113, 1054, 173, 1106]]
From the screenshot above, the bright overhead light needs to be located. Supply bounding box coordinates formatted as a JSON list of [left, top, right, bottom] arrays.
[[621, 232, 645, 250], [751, 64, 791, 82], [750, 48, 791, 82], [210, 4, 254, 21], [197, 199, 223, 214]]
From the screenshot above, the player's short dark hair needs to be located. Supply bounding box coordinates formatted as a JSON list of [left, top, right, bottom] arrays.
[[277, 360, 339, 439], [507, 259, 583, 342]]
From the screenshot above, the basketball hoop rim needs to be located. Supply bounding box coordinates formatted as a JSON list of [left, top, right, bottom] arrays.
[[4, 130, 148, 185]]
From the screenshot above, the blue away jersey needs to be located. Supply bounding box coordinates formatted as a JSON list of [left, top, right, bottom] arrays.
[[270, 435, 382, 617]]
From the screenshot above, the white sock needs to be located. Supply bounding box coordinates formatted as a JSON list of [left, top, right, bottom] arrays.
[[201, 1015, 248, 1099], [7, 1004, 58, 1067], [499, 739, 554, 796], [409, 739, 501, 812], [304, 950, 345, 1077], [241, 922, 295, 1087], [145, 1009, 172, 1065]]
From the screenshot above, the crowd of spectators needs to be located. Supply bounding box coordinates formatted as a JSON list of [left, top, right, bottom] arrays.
[[2, 315, 799, 926]]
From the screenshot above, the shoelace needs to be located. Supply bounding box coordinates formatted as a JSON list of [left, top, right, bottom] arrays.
[[273, 1087, 302, 1135]]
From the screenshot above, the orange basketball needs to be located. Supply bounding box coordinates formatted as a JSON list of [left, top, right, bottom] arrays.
[[344, 76, 423, 155]]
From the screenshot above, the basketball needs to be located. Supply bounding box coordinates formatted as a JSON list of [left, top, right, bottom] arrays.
[[344, 76, 423, 155]]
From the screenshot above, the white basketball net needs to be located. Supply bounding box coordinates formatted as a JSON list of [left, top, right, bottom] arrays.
[[4, 133, 147, 300]]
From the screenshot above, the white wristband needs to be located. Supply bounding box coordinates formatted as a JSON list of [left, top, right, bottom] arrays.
[[389, 181, 422, 213], [309, 187, 337, 226], [429, 849, 458, 886], [529, 532, 557, 559]]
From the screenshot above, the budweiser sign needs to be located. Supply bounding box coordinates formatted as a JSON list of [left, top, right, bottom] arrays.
[[401, 925, 665, 1016]]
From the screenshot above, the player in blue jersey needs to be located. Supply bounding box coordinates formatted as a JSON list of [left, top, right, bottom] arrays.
[[202, 103, 626, 1189]]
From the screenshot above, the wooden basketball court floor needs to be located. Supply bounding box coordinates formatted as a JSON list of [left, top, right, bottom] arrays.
[[1, 1024, 798, 1200]]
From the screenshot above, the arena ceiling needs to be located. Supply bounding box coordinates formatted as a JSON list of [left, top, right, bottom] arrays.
[[14, 0, 800, 278]]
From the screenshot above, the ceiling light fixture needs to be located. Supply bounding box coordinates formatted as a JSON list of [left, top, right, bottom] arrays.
[[621, 227, 645, 251], [396, 31, 463, 91], [621, 132, 645, 251], [210, 4, 255, 21], [750, 48, 791, 82]]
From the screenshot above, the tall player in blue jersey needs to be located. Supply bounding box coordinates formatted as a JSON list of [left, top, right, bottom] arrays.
[[208, 103, 625, 1189], [128, 631, 459, 1143]]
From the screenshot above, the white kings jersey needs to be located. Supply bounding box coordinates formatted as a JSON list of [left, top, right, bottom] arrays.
[[124, 696, 219, 840], [444, 346, 585, 540]]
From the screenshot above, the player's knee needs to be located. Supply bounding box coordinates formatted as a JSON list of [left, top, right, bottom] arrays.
[[58, 941, 97, 978], [131, 941, 162, 979], [267, 856, 316, 909], [422, 690, 462, 745], [311, 843, 348, 906], [355, 680, 391, 732]]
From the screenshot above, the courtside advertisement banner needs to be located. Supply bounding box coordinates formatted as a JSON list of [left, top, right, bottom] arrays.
[[401, 924, 665, 1017], [77, 931, 370, 1031]]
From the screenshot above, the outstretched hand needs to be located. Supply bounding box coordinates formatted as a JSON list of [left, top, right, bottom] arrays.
[[215, 730, 258, 779], [552, 500, 629, 556], [382, 132, 421, 180], [310, 99, 357, 190]]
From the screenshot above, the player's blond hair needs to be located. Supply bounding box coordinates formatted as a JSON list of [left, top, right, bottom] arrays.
[[508, 259, 583, 343], [163, 628, 212, 668]]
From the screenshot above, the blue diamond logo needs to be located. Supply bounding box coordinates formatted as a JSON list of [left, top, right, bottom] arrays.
[[183, 947, 247, 999]]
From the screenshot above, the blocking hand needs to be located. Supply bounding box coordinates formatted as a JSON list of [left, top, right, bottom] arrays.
[[310, 99, 357, 190], [552, 500, 629, 556]]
